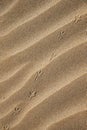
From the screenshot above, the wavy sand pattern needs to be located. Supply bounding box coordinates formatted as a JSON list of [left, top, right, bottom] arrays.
[[0, 0, 87, 130]]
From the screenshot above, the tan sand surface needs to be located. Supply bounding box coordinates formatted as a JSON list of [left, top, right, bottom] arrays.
[[0, 0, 87, 130]]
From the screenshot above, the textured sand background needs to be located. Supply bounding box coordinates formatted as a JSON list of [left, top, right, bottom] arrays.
[[0, 0, 87, 130]]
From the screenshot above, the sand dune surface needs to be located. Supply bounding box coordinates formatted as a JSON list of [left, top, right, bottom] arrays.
[[0, 0, 87, 130]]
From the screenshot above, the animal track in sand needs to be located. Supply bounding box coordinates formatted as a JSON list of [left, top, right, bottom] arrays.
[[35, 70, 43, 81], [50, 51, 57, 61], [24, 90, 37, 101], [74, 15, 82, 23], [58, 31, 65, 40], [13, 106, 22, 116], [29, 90, 37, 99], [2, 124, 9, 130]]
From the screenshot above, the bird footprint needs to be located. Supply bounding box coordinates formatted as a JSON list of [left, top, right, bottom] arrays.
[[35, 70, 42, 80]]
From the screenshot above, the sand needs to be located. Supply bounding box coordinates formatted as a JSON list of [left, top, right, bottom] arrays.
[[0, 0, 87, 130]]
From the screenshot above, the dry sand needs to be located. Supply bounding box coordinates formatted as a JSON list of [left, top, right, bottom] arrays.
[[0, 0, 87, 130]]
